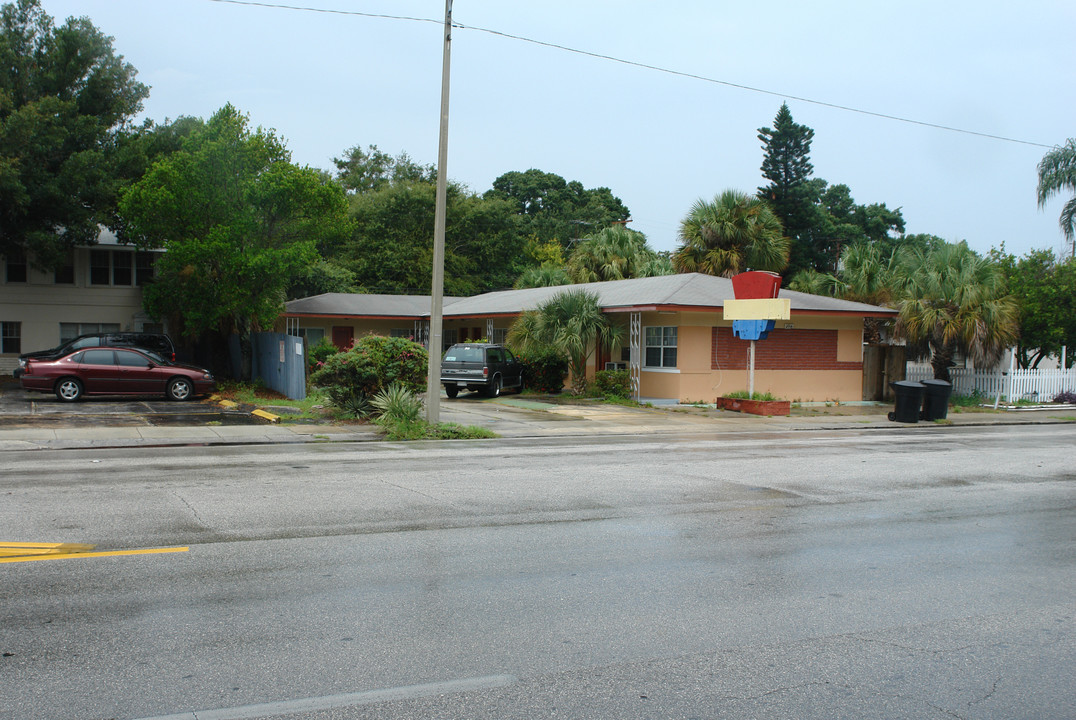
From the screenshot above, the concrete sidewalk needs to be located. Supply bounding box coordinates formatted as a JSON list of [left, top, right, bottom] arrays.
[[0, 394, 1072, 452]]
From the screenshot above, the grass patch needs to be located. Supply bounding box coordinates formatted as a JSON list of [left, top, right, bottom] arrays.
[[377, 418, 497, 440], [214, 381, 331, 421]]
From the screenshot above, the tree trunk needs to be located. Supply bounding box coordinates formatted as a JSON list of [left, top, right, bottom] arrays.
[[930, 344, 954, 382]]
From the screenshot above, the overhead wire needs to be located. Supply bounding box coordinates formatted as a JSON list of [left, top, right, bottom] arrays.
[[206, 0, 1055, 150]]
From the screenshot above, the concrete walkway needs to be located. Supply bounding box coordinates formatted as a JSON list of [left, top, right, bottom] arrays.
[[0, 391, 1072, 452]]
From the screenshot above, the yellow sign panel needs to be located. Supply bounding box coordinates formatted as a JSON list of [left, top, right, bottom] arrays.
[[723, 298, 791, 321]]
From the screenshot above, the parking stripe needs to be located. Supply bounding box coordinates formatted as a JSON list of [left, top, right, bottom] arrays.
[[132, 674, 518, 720], [0, 544, 188, 563]]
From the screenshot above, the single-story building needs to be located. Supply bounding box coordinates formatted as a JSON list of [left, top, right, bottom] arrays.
[[282, 273, 898, 403]]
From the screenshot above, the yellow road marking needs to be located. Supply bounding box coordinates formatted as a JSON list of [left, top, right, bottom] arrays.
[[0, 542, 188, 564]]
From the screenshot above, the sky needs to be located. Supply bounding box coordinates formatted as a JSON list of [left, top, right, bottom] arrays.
[[38, 0, 1076, 259]]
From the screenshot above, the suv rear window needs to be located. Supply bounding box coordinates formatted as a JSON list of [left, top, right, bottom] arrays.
[[444, 347, 484, 362]]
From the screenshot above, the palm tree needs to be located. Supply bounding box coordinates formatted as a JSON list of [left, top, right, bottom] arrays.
[[893, 242, 1019, 381], [788, 242, 898, 343], [1037, 138, 1076, 256], [673, 190, 789, 277], [514, 265, 571, 289], [565, 225, 670, 283], [507, 289, 622, 393]]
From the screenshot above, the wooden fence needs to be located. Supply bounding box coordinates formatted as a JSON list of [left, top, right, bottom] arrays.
[[905, 365, 1076, 402]]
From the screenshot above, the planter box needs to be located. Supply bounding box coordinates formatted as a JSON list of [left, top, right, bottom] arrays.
[[715, 396, 791, 416]]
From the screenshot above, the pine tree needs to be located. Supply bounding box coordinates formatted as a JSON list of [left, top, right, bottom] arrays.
[[757, 103, 821, 276]]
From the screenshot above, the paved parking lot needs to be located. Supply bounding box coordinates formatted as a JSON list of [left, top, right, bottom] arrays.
[[0, 379, 254, 428]]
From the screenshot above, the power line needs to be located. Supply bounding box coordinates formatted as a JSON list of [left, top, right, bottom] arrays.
[[207, 0, 1055, 150]]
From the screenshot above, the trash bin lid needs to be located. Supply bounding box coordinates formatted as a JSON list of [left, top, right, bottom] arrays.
[[921, 379, 951, 387], [890, 380, 926, 389]]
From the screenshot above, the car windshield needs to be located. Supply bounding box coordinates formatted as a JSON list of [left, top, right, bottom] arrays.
[[141, 349, 167, 364]]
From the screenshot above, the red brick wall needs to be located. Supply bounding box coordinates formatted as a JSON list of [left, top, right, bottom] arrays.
[[711, 327, 862, 370]]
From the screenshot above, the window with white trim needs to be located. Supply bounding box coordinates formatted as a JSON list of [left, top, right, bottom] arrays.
[[89, 250, 157, 286], [5, 252, 27, 283], [644, 326, 677, 368], [1, 322, 20, 353]]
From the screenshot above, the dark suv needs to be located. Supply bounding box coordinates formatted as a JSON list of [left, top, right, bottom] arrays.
[[441, 343, 523, 398], [14, 332, 176, 378]]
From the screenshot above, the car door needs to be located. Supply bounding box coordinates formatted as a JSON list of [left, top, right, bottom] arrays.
[[114, 348, 160, 394], [77, 349, 118, 393], [503, 347, 523, 387]]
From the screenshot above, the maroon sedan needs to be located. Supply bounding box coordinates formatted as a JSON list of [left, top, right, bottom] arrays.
[[20, 347, 215, 402]]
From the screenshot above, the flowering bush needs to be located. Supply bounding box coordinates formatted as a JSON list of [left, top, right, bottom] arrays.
[[309, 335, 428, 411], [307, 337, 339, 374]]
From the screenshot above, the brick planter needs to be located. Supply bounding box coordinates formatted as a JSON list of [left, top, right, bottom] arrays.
[[715, 396, 791, 416]]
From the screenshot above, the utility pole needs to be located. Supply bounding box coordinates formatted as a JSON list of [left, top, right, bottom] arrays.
[[425, 0, 452, 424]]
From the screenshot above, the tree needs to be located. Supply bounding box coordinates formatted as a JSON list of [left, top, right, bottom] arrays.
[[757, 103, 818, 276], [332, 144, 435, 195], [1036, 138, 1076, 257], [673, 190, 789, 277], [565, 225, 670, 283], [118, 104, 349, 377], [893, 242, 1019, 381], [484, 169, 631, 252], [0, 0, 149, 265], [339, 179, 525, 295], [514, 265, 571, 289], [789, 241, 901, 343], [507, 289, 622, 393], [991, 247, 1076, 368]]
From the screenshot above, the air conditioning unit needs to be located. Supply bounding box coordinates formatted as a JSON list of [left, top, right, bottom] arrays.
[[604, 362, 627, 371]]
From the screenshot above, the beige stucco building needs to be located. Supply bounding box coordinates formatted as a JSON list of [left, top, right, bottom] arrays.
[[282, 273, 896, 403], [0, 231, 163, 375]]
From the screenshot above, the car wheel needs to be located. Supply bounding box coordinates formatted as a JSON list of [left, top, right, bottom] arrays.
[[167, 377, 193, 401], [55, 378, 83, 402], [445, 385, 459, 399], [487, 375, 501, 398], [517, 376, 525, 395]]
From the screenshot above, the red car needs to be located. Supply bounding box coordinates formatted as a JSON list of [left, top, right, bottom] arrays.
[[20, 347, 215, 402]]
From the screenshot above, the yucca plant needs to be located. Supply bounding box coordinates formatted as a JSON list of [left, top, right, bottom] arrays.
[[371, 382, 424, 424]]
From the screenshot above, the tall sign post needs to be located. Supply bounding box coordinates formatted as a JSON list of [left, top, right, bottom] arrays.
[[426, 0, 452, 424], [723, 272, 790, 397]]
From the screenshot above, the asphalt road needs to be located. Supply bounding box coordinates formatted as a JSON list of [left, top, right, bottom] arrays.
[[1, 425, 1074, 719]]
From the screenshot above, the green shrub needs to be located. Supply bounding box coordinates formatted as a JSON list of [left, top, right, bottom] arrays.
[[307, 337, 339, 372], [309, 335, 428, 412], [516, 346, 569, 393], [723, 390, 779, 401], [591, 369, 631, 399]]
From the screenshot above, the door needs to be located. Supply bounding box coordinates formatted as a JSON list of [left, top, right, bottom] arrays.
[[78, 349, 119, 393], [331, 326, 354, 351]]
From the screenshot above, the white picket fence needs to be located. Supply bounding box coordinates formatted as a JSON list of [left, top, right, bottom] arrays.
[[905, 365, 1076, 402]]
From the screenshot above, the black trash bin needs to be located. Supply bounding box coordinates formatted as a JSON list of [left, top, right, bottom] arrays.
[[920, 379, 952, 421], [888, 381, 925, 423]]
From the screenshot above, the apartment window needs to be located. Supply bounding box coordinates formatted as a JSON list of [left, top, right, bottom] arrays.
[[1, 322, 20, 353], [90, 250, 136, 286], [644, 326, 677, 368], [390, 328, 412, 339], [442, 328, 458, 352], [136, 252, 156, 285], [297, 327, 325, 346], [5, 252, 27, 283], [60, 322, 121, 343], [54, 252, 75, 284]]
